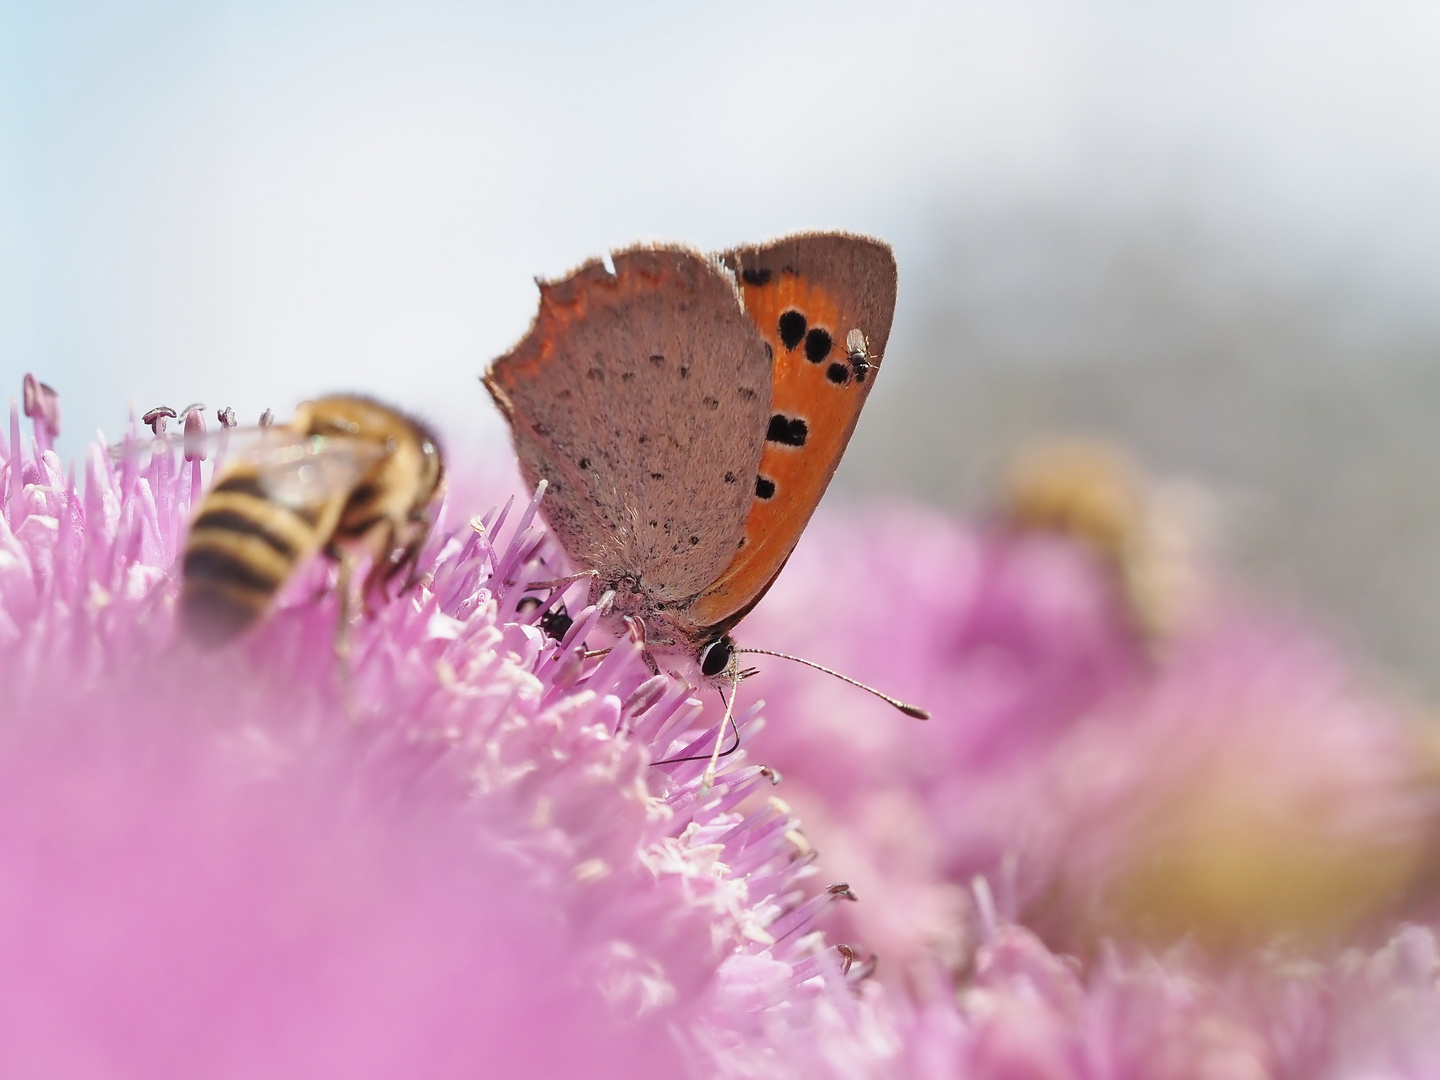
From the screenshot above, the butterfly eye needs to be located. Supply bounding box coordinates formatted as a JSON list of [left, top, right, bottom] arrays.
[[699, 636, 735, 678]]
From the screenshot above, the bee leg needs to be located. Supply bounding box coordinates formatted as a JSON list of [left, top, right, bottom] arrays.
[[358, 517, 405, 617], [332, 545, 358, 661], [388, 511, 434, 595], [329, 546, 360, 718]]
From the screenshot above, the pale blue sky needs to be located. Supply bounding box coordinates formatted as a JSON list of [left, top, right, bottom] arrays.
[[4, 0, 1440, 457]]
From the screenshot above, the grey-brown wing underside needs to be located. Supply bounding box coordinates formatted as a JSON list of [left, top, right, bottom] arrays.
[[484, 247, 773, 603], [720, 231, 898, 362]]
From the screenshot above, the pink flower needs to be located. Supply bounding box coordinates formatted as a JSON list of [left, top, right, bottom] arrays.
[[891, 892, 1440, 1080], [12, 376, 1440, 1080], [738, 492, 1436, 966], [736, 502, 1150, 969], [0, 380, 874, 1077]]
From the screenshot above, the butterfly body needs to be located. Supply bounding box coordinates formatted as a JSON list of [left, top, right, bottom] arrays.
[[484, 233, 896, 666]]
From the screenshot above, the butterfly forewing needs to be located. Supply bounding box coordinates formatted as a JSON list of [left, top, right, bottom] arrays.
[[689, 234, 897, 632]]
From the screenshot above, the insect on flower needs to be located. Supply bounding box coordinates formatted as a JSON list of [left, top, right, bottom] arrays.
[[485, 234, 928, 790], [120, 395, 445, 647]]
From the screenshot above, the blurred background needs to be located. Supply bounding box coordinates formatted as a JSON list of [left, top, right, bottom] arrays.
[[4, 0, 1440, 691]]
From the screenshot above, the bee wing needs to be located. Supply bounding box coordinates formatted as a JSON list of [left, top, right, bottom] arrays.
[[108, 423, 273, 464], [251, 435, 389, 511]]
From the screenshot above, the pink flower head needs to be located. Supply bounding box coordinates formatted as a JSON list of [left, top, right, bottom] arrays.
[[738, 491, 1436, 966], [11, 375, 1440, 1080], [0, 376, 878, 1077]]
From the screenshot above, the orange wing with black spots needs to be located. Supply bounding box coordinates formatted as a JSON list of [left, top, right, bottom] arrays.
[[690, 234, 897, 634]]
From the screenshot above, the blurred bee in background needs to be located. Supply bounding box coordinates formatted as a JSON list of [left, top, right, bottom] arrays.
[[172, 394, 445, 647], [1001, 437, 1210, 648]]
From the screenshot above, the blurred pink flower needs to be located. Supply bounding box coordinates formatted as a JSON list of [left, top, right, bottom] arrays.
[[889, 888, 1440, 1080], [0, 384, 877, 1077], [737, 502, 1148, 968], [740, 498, 1436, 965], [11, 379, 1440, 1080]]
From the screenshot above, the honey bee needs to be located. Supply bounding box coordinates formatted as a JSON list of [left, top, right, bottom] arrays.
[[1002, 438, 1204, 646], [179, 395, 445, 646]]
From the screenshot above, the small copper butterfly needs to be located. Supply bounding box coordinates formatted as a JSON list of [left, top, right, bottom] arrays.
[[483, 232, 900, 681]]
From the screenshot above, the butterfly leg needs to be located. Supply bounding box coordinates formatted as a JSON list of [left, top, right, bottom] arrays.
[[510, 568, 599, 592]]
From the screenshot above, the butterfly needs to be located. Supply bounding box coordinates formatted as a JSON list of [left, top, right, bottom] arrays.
[[483, 232, 897, 683]]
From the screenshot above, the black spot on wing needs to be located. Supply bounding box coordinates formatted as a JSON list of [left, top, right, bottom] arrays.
[[804, 328, 832, 363], [766, 414, 808, 447], [742, 267, 772, 286], [826, 363, 850, 385], [778, 310, 807, 351], [755, 476, 776, 500]]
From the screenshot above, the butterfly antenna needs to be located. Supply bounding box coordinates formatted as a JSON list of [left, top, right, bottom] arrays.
[[732, 647, 930, 719]]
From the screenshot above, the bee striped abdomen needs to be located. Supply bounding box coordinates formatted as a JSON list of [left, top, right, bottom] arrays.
[[190, 507, 298, 559], [180, 469, 330, 645]]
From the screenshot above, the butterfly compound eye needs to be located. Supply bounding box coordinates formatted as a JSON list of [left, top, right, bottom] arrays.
[[699, 636, 735, 678]]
